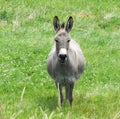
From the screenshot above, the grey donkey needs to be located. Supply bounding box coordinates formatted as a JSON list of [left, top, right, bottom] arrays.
[[47, 16, 85, 106]]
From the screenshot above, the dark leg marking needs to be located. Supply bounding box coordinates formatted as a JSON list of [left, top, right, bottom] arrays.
[[69, 83, 74, 106]]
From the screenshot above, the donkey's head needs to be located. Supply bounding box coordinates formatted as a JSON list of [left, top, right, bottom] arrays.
[[53, 16, 73, 63]]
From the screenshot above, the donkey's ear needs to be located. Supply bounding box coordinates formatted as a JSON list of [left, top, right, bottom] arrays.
[[53, 16, 60, 32], [65, 16, 73, 32]]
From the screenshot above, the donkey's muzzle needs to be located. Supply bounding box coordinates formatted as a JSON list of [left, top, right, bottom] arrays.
[[59, 54, 67, 61], [58, 48, 67, 63]]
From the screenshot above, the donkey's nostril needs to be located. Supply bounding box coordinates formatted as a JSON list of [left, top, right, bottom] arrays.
[[59, 54, 67, 61]]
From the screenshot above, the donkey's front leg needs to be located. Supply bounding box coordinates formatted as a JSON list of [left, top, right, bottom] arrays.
[[65, 83, 74, 106], [65, 84, 70, 100], [56, 82, 63, 107], [69, 83, 74, 106]]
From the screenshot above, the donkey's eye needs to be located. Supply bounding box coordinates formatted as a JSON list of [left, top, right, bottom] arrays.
[[67, 39, 70, 43], [55, 39, 59, 42]]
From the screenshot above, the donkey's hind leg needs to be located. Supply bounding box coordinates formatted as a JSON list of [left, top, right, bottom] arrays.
[[65, 84, 70, 100]]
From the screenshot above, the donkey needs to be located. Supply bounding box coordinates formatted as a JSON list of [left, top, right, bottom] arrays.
[[47, 16, 85, 106]]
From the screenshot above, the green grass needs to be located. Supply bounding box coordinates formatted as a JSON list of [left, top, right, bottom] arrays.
[[0, 0, 120, 118]]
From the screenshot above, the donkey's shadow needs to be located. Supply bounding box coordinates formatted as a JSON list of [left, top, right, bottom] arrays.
[[38, 94, 58, 111]]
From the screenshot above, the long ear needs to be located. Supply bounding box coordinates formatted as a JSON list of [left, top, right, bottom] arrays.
[[53, 16, 60, 32], [65, 16, 73, 32]]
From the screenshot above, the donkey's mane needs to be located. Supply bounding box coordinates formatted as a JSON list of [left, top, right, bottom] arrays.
[[61, 22, 65, 29]]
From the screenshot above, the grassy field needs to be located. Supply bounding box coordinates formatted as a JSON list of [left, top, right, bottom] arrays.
[[0, 0, 120, 118]]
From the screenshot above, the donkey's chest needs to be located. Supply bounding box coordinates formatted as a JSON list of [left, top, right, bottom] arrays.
[[56, 71, 73, 84], [56, 63, 74, 74], [53, 63, 77, 83]]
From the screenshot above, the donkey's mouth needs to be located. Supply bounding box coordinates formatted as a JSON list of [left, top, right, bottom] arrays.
[[58, 57, 67, 64], [59, 59, 65, 63]]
